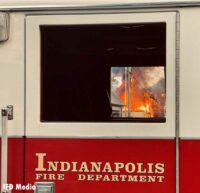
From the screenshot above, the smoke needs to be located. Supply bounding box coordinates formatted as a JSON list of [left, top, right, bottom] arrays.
[[132, 67, 166, 108], [111, 67, 125, 75], [132, 67, 165, 90], [111, 67, 126, 92], [111, 66, 165, 96], [149, 78, 165, 94]]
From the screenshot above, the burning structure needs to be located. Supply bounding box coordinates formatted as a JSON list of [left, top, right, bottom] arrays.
[[111, 67, 166, 118], [111, 91, 125, 118]]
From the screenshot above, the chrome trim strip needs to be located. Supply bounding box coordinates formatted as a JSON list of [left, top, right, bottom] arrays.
[[1, 108, 8, 193], [0, 1, 200, 11], [1, 106, 14, 193], [175, 11, 180, 193]]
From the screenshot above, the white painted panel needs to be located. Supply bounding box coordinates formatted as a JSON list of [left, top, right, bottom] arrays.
[[0, 13, 25, 136], [0, 0, 197, 7], [26, 12, 176, 138], [180, 9, 200, 138]]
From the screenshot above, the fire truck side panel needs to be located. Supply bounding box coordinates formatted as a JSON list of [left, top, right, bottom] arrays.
[[0, 13, 25, 137], [0, 13, 25, 193], [179, 8, 200, 193], [180, 8, 200, 138], [1, 4, 200, 193]]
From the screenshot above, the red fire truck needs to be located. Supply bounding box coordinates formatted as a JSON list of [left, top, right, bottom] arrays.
[[0, 1, 199, 193]]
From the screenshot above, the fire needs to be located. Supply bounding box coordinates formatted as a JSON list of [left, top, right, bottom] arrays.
[[116, 71, 166, 118], [139, 105, 147, 112]]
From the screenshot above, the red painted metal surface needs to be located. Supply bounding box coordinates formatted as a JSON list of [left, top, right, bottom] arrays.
[[180, 140, 200, 193], [25, 139, 175, 193], [0, 138, 24, 193]]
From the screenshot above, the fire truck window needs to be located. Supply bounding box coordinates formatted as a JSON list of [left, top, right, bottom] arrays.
[[40, 23, 166, 122]]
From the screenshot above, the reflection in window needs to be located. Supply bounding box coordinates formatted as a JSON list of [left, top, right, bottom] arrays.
[[111, 67, 166, 118]]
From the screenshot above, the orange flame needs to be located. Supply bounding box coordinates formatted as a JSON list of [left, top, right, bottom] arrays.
[[116, 78, 165, 118]]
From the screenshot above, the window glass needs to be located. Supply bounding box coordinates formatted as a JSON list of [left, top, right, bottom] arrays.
[[40, 23, 166, 122], [111, 67, 166, 119]]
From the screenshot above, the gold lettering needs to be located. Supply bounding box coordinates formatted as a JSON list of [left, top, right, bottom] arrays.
[[128, 175, 138, 182], [71, 162, 78, 172], [155, 163, 165, 174], [35, 153, 47, 171], [78, 174, 86, 180], [43, 173, 48, 180], [102, 163, 113, 172], [111, 175, 119, 181], [49, 174, 56, 180], [148, 175, 156, 182], [137, 163, 147, 173], [35, 173, 43, 180], [47, 162, 59, 171], [57, 174, 65, 180], [90, 162, 102, 172], [125, 163, 136, 173], [60, 162, 70, 172], [157, 176, 165, 182], [95, 175, 102, 181], [147, 163, 154, 174], [139, 175, 147, 182], [119, 175, 127, 181], [87, 174, 95, 181], [114, 162, 124, 172], [102, 175, 110, 181], [79, 162, 89, 172]]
